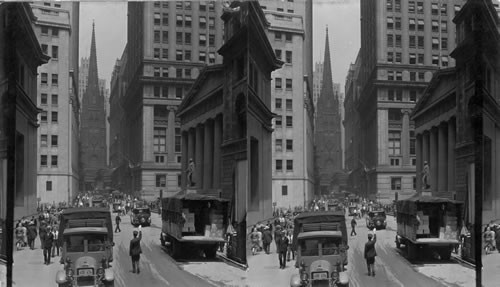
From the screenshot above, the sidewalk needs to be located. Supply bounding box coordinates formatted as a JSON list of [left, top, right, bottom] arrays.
[[246, 242, 296, 286], [12, 239, 61, 286], [482, 252, 500, 287]]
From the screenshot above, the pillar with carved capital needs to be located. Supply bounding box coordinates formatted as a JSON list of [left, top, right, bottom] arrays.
[[181, 131, 188, 188], [187, 128, 195, 187], [401, 109, 411, 166], [437, 123, 448, 193], [429, 127, 438, 194], [203, 120, 214, 189], [213, 115, 222, 188], [167, 107, 176, 162], [195, 124, 204, 188], [447, 118, 456, 193], [416, 133, 423, 192]]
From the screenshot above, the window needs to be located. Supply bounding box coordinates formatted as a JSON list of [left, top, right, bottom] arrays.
[[175, 128, 181, 152], [395, 17, 401, 30], [275, 32, 282, 41], [285, 33, 292, 42], [176, 15, 183, 27], [387, 17, 394, 30], [41, 134, 48, 146], [185, 32, 191, 45], [162, 85, 168, 97], [432, 55, 439, 65], [418, 53, 424, 64], [412, 158, 417, 166], [154, 86, 161, 97], [391, 177, 402, 190], [154, 128, 166, 152], [390, 158, 400, 166], [41, 26, 49, 35], [410, 131, 416, 155], [41, 93, 48, 105], [176, 50, 183, 61], [418, 72, 425, 81], [388, 90, 395, 101], [184, 1, 191, 10], [162, 49, 168, 60], [51, 94, 58, 105], [409, 90, 417, 102], [395, 35, 401, 47], [286, 139, 293, 151], [199, 51, 206, 62], [185, 68, 191, 78], [417, 19, 424, 31], [46, 181, 52, 191], [176, 1, 183, 9], [208, 1, 215, 11], [387, 34, 393, 47], [154, 2, 160, 8], [51, 135, 58, 146], [162, 2, 169, 8], [176, 87, 183, 99], [389, 108, 401, 120], [155, 155, 165, 163], [441, 3, 448, 15], [176, 69, 182, 78], [432, 20, 439, 32], [408, 1, 415, 13], [413, 176, 417, 189], [409, 35, 416, 48], [281, 186, 288, 196], [185, 15, 192, 28], [162, 67, 169, 78], [395, 89, 402, 101], [199, 16, 207, 29], [154, 48, 160, 59], [276, 159, 283, 172], [409, 53, 416, 64], [156, 174, 166, 187], [154, 13, 161, 25], [275, 49, 282, 60], [417, 2, 424, 14], [51, 155, 58, 167], [285, 51, 292, 64], [388, 131, 401, 155], [162, 13, 169, 26], [209, 34, 215, 46], [178, 174, 182, 187], [441, 56, 449, 67], [154, 30, 160, 43], [277, 8, 284, 12], [387, 0, 393, 11], [441, 21, 448, 33], [395, 0, 401, 12], [52, 27, 59, 37], [199, 34, 207, 46], [51, 111, 58, 122], [396, 71, 402, 81], [285, 78, 292, 89], [154, 67, 160, 77], [286, 99, 292, 110], [388, 71, 394, 81], [441, 38, 448, 50], [176, 32, 183, 44], [200, 2, 206, 11], [41, 155, 48, 167], [162, 31, 168, 43], [454, 5, 461, 13], [275, 98, 282, 109], [395, 52, 401, 63], [410, 72, 416, 81], [51, 73, 58, 85], [287, 9, 294, 13], [41, 44, 48, 55], [275, 139, 282, 152], [209, 17, 215, 29], [431, 3, 439, 15], [388, 51, 394, 62], [208, 52, 215, 64], [275, 115, 282, 127], [417, 36, 424, 49], [286, 160, 293, 171], [409, 18, 416, 31], [41, 111, 48, 122], [275, 78, 282, 89], [286, 116, 293, 127]]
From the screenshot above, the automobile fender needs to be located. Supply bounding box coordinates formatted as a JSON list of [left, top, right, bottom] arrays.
[[104, 268, 114, 282], [338, 271, 349, 285], [55, 270, 67, 284], [290, 274, 302, 287]]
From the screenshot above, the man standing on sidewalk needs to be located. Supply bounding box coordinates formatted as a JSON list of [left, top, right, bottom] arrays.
[[351, 217, 357, 236], [115, 214, 122, 233], [364, 228, 377, 276], [43, 226, 54, 265], [278, 230, 289, 269], [129, 225, 142, 273], [262, 226, 272, 254]]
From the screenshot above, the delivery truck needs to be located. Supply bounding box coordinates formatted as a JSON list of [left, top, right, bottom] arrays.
[[395, 194, 463, 260], [160, 192, 229, 259]]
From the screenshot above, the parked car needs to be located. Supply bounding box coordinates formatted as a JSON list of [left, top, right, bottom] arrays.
[[366, 210, 387, 230], [130, 207, 151, 226]]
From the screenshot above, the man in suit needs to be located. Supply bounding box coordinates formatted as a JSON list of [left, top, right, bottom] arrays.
[[364, 228, 377, 276], [278, 230, 289, 269], [129, 225, 142, 273], [43, 226, 54, 265]]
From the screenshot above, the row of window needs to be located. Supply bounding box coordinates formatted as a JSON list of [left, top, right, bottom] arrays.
[[274, 31, 293, 42], [155, 1, 216, 12], [390, 176, 418, 191], [275, 98, 293, 110], [171, 32, 216, 46], [275, 115, 293, 128], [40, 73, 58, 85], [41, 44, 58, 59], [275, 78, 293, 90], [151, 85, 185, 99], [388, 130, 416, 156], [153, 127, 181, 153], [40, 134, 58, 147], [275, 139, 293, 152], [40, 155, 58, 167], [40, 93, 58, 105], [155, 173, 182, 188], [387, 52, 448, 66], [43, 2, 61, 8], [40, 110, 58, 123], [387, 70, 433, 81], [387, 90, 417, 102], [274, 49, 293, 64], [40, 26, 59, 37], [387, 1, 460, 15], [276, 159, 294, 172], [167, 14, 215, 29]]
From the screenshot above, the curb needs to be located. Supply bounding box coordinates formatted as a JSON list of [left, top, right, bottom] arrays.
[[451, 253, 476, 269], [216, 252, 248, 271]]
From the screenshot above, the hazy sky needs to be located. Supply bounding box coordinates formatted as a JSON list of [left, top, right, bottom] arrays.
[[79, 0, 360, 93]]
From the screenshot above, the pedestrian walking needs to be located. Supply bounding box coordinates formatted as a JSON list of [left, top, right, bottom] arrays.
[[129, 225, 143, 273], [43, 226, 54, 265], [27, 222, 37, 250], [51, 226, 60, 257], [262, 226, 273, 254], [274, 225, 282, 251], [286, 230, 294, 261], [364, 228, 377, 276], [351, 217, 357, 236], [249, 227, 260, 255], [39, 222, 47, 250], [115, 214, 122, 233], [278, 230, 289, 269]]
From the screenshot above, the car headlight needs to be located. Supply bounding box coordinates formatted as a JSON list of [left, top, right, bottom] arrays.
[[300, 271, 309, 282], [97, 267, 105, 276], [331, 270, 339, 279], [66, 268, 74, 278]]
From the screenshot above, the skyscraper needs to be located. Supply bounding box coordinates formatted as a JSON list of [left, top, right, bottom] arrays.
[[315, 28, 343, 195], [80, 23, 107, 191], [32, 2, 80, 204]]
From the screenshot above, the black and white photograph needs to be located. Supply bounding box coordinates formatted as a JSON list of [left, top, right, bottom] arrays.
[[0, 0, 498, 286]]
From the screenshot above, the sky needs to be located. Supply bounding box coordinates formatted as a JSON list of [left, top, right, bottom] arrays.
[[79, 0, 361, 93]]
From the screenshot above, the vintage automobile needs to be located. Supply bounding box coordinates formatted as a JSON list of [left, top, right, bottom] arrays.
[[112, 202, 121, 214], [366, 210, 387, 230], [347, 205, 359, 217], [290, 212, 349, 287], [56, 208, 114, 287], [130, 207, 151, 226]]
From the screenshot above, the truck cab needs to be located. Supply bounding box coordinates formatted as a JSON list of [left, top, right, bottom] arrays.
[[366, 210, 387, 230], [130, 207, 151, 226]]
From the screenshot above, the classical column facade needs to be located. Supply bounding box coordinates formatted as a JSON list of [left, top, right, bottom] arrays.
[[401, 109, 411, 166], [429, 127, 438, 193], [143, 105, 154, 162], [437, 123, 448, 193], [213, 115, 222, 188], [167, 107, 176, 162], [187, 128, 195, 187], [416, 134, 423, 192], [195, 124, 204, 188], [448, 118, 456, 194], [203, 120, 214, 189], [422, 131, 430, 169], [181, 131, 188, 187]]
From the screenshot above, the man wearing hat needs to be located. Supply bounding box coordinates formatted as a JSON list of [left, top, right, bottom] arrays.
[[364, 228, 377, 276], [129, 225, 143, 273], [278, 230, 289, 269], [262, 226, 273, 254]]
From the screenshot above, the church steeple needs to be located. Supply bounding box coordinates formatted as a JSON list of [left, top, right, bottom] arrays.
[[86, 21, 99, 98], [317, 27, 336, 114]]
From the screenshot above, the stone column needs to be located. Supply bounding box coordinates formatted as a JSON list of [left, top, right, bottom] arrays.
[[143, 105, 154, 162], [448, 118, 456, 193], [181, 131, 188, 187], [422, 131, 430, 170], [203, 120, 214, 189], [187, 128, 195, 187], [213, 115, 222, 189], [167, 107, 176, 162], [416, 133, 423, 192], [195, 124, 204, 188], [401, 109, 411, 166], [438, 123, 448, 193], [429, 127, 438, 194]]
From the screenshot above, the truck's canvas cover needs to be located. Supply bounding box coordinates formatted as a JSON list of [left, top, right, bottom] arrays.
[[396, 194, 462, 215], [292, 211, 347, 249], [162, 192, 229, 213], [58, 207, 113, 244]]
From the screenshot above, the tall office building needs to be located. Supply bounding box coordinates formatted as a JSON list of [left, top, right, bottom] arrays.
[[117, 1, 224, 198], [80, 23, 107, 191], [259, 0, 314, 209], [350, 0, 465, 203], [32, 2, 80, 204]]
